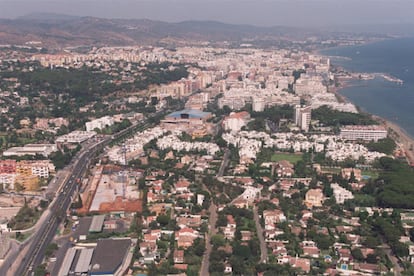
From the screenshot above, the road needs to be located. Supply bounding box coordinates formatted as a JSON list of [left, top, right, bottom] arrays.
[[2, 123, 141, 275], [216, 149, 230, 178], [200, 147, 230, 276], [8, 143, 99, 276], [380, 243, 402, 276], [0, 108, 177, 275], [253, 206, 268, 263], [199, 201, 218, 276]]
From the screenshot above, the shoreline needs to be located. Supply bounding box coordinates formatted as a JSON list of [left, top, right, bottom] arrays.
[[332, 80, 414, 165]]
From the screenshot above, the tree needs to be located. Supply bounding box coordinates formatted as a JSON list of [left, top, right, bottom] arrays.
[[45, 243, 58, 257], [209, 261, 224, 273], [233, 243, 251, 260], [392, 242, 409, 257], [366, 253, 379, 264], [351, 248, 365, 261], [34, 264, 47, 276], [314, 234, 334, 250], [156, 215, 170, 227], [211, 234, 225, 248]]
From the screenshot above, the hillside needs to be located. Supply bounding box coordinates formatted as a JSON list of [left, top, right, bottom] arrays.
[[0, 13, 313, 48]]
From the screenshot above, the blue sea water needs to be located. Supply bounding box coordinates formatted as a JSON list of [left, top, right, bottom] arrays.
[[320, 37, 414, 137]]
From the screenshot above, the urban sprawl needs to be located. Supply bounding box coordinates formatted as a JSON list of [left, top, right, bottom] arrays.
[[0, 43, 413, 276]]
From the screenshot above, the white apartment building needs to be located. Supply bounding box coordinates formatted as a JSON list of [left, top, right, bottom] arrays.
[[340, 125, 387, 142], [85, 116, 114, 132], [223, 112, 251, 132], [294, 105, 312, 132], [2, 144, 58, 157], [30, 161, 55, 178], [56, 131, 96, 144], [252, 97, 266, 112], [331, 183, 354, 204], [0, 174, 16, 189]]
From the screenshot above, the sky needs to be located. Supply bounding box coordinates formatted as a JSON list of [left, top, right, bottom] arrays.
[[0, 0, 413, 27]]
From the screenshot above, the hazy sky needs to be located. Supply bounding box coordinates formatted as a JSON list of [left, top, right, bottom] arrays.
[[0, 0, 413, 27]]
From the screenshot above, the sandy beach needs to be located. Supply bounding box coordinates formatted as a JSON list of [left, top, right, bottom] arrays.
[[376, 116, 414, 165]]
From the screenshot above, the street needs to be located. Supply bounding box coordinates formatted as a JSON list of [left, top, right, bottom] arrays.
[[253, 206, 268, 264], [199, 202, 218, 276]]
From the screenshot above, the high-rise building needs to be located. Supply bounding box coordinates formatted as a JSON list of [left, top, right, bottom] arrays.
[[294, 105, 312, 132]]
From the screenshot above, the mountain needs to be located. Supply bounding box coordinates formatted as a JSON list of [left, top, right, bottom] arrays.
[[0, 13, 314, 48], [0, 13, 410, 49]]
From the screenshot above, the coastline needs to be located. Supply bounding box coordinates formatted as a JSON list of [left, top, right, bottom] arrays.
[[332, 80, 414, 165], [375, 115, 414, 165]]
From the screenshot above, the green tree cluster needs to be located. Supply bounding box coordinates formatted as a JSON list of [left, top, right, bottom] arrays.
[[312, 105, 377, 127]]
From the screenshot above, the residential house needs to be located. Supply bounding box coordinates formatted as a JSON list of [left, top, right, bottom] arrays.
[[174, 250, 184, 264], [304, 189, 324, 208]]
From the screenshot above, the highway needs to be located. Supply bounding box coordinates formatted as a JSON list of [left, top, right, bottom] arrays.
[[5, 131, 127, 274], [1, 105, 178, 275], [14, 144, 101, 276]]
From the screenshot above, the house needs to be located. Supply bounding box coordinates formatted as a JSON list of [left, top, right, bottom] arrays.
[[289, 256, 311, 273], [283, 189, 300, 198], [176, 228, 198, 248], [274, 160, 294, 178], [336, 225, 354, 234], [360, 248, 375, 258], [354, 263, 381, 274], [346, 234, 360, 244], [222, 215, 236, 240], [176, 227, 198, 238], [341, 168, 362, 182], [139, 241, 157, 256], [265, 228, 284, 240], [241, 231, 252, 241], [177, 236, 196, 248], [304, 189, 324, 208], [279, 179, 296, 191], [337, 248, 352, 262], [176, 215, 202, 229], [174, 250, 184, 264], [232, 197, 249, 208], [263, 210, 286, 230], [223, 111, 251, 132], [301, 210, 313, 223], [302, 246, 320, 258], [270, 198, 280, 206], [175, 179, 191, 193], [181, 155, 192, 165], [224, 263, 233, 274], [143, 216, 157, 227], [331, 183, 354, 204]]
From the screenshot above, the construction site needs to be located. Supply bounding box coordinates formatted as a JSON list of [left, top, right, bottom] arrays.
[[76, 165, 143, 215]]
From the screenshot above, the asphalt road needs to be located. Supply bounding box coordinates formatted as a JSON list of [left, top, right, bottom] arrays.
[[199, 202, 218, 276], [200, 148, 229, 276], [1, 109, 173, 275], [253, 206, 268, 264], [13, 146, 97, 276]]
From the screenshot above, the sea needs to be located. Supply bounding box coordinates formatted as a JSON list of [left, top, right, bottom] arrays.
[[319, 37, 414, 137]]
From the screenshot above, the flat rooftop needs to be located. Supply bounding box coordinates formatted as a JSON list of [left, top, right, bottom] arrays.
[[166, 109, 211, 119], [89, 238, 131, 275]]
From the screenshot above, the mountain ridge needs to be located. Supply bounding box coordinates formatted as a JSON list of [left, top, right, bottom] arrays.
[[0, 13, 412, 48]]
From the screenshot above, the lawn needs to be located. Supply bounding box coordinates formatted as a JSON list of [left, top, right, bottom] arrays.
[[271, 152, 303, 164], [361, 170, 380, 180]]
